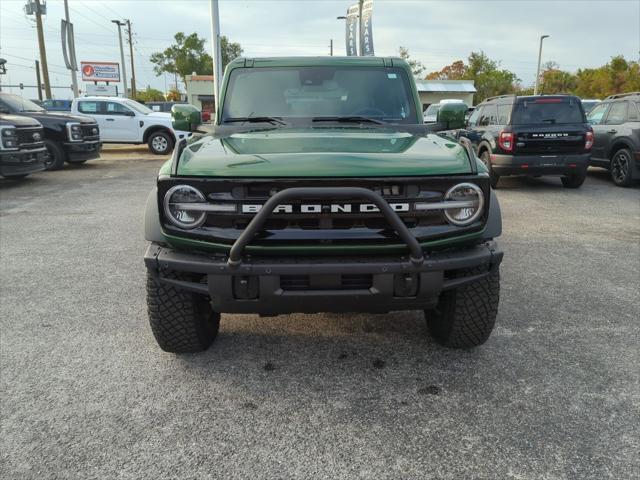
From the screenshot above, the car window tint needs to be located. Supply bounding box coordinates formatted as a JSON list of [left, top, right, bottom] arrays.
[[78, 101, 98, 114], [604, 102, 627, 125], [587, 103, 608, 125], [627, 102, 639, 121], [467, 106, 481, 126], [497, 105, 511, 124], [511, 99, 584, 125], [106, 102, 131, 115], [478, 105, 496, 126]]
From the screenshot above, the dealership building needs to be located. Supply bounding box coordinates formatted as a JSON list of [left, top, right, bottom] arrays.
[[415, 80, 476, 110], [184, 74, 216, 115]]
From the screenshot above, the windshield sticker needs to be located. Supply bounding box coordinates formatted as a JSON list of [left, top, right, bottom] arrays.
[[387, 73, 397, 79]]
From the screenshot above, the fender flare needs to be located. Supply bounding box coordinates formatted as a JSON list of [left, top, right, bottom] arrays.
[[144, 187, 164, 242], [482, 189, 502, 240]]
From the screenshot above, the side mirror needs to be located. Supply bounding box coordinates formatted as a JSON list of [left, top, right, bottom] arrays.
[[126, 110, 136, 117], [437, 103, 467, 130], [172, 104, 201, 132]]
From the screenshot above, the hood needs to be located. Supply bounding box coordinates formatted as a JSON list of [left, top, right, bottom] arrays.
[[174, 127, 471, 177], [23, 111, 97, 124], [146, 112, 172, 122], [0, 114, 42, 128]]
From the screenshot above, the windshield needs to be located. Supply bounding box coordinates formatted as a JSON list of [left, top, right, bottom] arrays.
[[424, 104, 440, 117], [581, 101, 600, 114], [123, 99, 153, 115], [221, 66, 418, 124], [0, 93, 45, 112], [511, 98, 585, 125]]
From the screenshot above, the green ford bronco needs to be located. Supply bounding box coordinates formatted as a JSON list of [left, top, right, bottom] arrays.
[[143, 57, 503, 353]]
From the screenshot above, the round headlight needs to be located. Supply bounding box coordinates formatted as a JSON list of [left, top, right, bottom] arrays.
[[163, 185, 207, 229], [443, 183, 484, 226]]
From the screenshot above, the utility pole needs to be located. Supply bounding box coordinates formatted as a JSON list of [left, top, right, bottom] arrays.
[[35, 60, 42, 100], [125, 19, 137, 98], [63, 0, 79, 97], [209, 0, 223, 116], [329, 39, 333, 56], [534, 34, 550, 96], [33, 0, 52, 99], [111, 20, 128, 98]]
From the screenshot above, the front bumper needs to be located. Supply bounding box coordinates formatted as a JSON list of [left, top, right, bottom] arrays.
[[63, 140, 102, 161], [0, 148, 47, 177], [144, 242, 503, 314], [491, 152, 590, 176]]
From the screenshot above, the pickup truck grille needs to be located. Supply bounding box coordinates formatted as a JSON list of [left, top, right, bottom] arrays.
[[16, 127, 45, 150], [81, 123, 100, 141]]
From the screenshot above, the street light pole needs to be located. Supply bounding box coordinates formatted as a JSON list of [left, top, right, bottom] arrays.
[[63, 0, 79, 97], [112, 20, 128, 98], [209, 0, 223, 117], [534, 34, 550, 96]]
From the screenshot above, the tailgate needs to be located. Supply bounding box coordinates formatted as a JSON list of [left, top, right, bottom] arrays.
[[514, 126, 586, 155]]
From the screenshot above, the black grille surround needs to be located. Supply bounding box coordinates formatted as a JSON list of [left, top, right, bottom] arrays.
[[80, 123, 100, 142], [158, 175, 491, 250], [15, 127, 45, 151]]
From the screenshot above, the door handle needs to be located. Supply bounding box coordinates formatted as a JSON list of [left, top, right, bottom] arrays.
[[607, 129, 617, 134], [106, 118, 115, 121]]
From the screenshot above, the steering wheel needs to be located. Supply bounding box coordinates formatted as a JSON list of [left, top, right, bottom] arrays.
[[351, 107, 386, 117]]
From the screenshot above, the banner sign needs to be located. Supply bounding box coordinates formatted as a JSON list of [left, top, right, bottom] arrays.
[[85, 84, 118, 96], [345, 4, 359, 56], [360, 0, 374, 56], [80, 61, 120, 82]]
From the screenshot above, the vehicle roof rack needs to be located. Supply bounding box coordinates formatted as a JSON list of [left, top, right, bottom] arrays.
[[482, 94, 516, 103], [604, 92, 640, 100]]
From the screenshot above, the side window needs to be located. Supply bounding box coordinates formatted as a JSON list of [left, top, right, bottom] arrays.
[[105, 102, 132, 115], [587, 103, 608, 125], [604, 102, 627, 125], [78, 101, 99, 114], [497, 104, 511, 125], [478, 105, 496, 126], [467, 107, 482, 126], [627, 102, 639, 121]]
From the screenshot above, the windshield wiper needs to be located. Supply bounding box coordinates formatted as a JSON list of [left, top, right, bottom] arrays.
[[312, 116, 388, 125], [225, 116, 286, 125]]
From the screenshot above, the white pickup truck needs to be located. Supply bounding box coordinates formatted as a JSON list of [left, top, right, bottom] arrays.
[[70, 96, 192, 154]]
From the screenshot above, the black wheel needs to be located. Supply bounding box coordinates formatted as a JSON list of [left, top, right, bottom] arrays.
[[66, 158, 87, 165], [480, 151, 499, 188], [43, 140, 66, 170], [147, 131, 174, 155], [610, 148, 634, 187], [425, 266, 500, 349], [561, 170, 587, 188], [146, 271, 220, 353]]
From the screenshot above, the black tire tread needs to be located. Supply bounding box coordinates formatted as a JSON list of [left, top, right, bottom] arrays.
[[146, 271, 219, 353], [561, 170, 587, 188], [43, 139, 66, 171], [426, 266, 500, 348], [610, 148, 634, 187]]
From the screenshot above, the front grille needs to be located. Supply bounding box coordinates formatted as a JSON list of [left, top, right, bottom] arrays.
[[16, 127, 45, 150], [81, 123, 100, 141], [280, 274, 372, 291]]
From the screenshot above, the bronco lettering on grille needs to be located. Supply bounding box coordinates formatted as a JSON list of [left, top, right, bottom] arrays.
[[241, 203, 410, 214]]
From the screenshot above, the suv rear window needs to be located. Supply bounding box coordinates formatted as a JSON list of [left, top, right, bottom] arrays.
[[511, 98, 584, 125]]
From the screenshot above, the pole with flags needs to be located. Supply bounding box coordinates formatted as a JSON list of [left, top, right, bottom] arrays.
[[209, 0, 223, 121]]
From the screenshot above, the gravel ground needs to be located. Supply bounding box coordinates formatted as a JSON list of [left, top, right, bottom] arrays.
[[1, 149, 639, 479]]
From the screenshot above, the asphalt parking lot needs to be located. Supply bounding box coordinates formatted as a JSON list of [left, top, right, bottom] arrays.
[[1, 147, 639, 479]]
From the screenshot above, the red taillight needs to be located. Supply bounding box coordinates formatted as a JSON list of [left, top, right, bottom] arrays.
[[585, 129, 594, 150], [498, 130, 515, 152]]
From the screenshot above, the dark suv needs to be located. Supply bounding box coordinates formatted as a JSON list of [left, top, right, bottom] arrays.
[[586, 92, 639, 187], [459, 94, 592, 188], [0, 93, 101, 171]]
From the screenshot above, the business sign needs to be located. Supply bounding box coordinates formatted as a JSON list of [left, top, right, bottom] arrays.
[[80, 61, 120, 82], [360, 0, 375, 56], [85, 84, 118, 96], [345, 4, 359, 56]]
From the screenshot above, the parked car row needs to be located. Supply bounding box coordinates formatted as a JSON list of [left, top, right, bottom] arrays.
[[0, 93, 197, 179]]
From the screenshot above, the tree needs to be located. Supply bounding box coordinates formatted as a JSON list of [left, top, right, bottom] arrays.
[[574, 55, 640, 98], [539, 66, 577, 95], [150, 32, 243, 85], [425, 60, 467, 80], [398, 46, 425, 77], [165, 88, 181, 102], [135, 86, 165, 102]]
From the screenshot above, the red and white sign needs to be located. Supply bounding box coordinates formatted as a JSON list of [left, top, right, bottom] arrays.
[[80, 61, 120, 82]]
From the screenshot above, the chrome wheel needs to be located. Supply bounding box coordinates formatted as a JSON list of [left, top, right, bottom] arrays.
[[611, 151, 629, 185], [151, 135, 169, 153]]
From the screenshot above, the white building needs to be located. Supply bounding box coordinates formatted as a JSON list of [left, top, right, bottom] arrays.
[[415, 80, 476, 111]]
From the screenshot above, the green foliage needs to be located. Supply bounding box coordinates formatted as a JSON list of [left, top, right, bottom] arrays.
[[135, 86, 165, 102], [150, 32, 243, 85], [399, 46, 425, 77]]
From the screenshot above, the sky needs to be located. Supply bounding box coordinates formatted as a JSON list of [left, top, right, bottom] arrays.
[[1, 0, 639, 100]]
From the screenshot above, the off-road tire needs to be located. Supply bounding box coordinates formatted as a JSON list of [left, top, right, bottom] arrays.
[[147, 131, 174, 155], [610, 148, 634, 187], [43, 139, 66, 170], [146, 271, 220, 353], [480, 151, 500, 188], [561, 170, 587, 188], [426, 266, 500, 348]]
